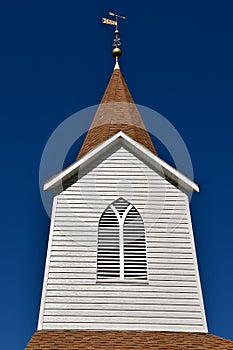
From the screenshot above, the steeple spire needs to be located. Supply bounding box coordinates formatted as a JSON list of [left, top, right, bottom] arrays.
[[77, 13, 157, 159]]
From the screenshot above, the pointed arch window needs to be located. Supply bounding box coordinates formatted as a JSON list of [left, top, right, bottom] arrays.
[[97, 197, 148, 282]]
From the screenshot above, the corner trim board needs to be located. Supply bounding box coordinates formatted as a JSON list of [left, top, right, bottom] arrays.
[[184, 194, 208, 333], [37, 195, 58, 330]]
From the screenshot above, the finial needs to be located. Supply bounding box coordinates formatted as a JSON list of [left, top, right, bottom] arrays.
[[114, 56, 120, 70], [102, 11, 126, 61]]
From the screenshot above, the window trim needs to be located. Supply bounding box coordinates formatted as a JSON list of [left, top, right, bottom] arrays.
[[110, 203, 132, 281], [96, 279, 149, 284]]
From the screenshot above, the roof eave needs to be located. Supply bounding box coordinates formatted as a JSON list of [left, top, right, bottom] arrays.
[[43, 131, 199, 193]]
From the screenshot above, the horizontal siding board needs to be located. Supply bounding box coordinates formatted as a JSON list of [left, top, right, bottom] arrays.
[[53, 227, 96, 232], [50, 256, 194, 265], [146, 236, 191, 241], [44, 303, 201, 312], [48, 270, 196, 277], [51, 250, 96, 257], [55, 207, 187, 212], [45, 296, 200, 305], [54, 218, 189, 225], [47, 280, 198, 288], [147, 242, 192, 248], [148, 275, 196, 281], [58, 194, 184, 199], [52, 238, 97, 246], [149, 271, 196, 277], [49, 267, 96, 272], [44, 310, 202, 319], [41, 145, 206, 332], [43, 316, 202, 325], [50, 253, 194, 260], [45, 284, 198, 292], [148, 253, 193, 258], [52, 246, 96, 253], [62, 191, 181, 196], [50, 259, 96, 266], [48, 262, 195, 270], [52, 233, 192, 239], [49, 272, 96, 279], [42, 323, 205, 332], [46, 291, 199, 299], [49, 265, 96, 272], [57, 200, 186, 205], [46, 272, 195, 288], [64, 175, 169, 181]]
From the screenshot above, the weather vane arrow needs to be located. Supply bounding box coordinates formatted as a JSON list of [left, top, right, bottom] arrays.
[[102, 11, 126, 29]]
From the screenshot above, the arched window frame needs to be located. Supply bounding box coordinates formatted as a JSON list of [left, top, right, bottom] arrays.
[[97, 197, 148, 283]]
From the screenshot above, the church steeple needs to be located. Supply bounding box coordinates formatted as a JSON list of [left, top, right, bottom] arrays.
[[26, 13, 233, 350], [77, 14, 157, 159]]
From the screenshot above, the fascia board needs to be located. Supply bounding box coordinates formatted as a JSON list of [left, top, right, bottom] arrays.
[[44, 131, 199, 193], [43, 132, 122, 190]]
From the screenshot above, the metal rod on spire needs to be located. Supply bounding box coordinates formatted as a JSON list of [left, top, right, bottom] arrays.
[[102, 11, 126, 59], [109, 11, 126, 30]]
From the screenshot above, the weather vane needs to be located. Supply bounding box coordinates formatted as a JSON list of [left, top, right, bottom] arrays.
[[102, 11, 126, 59]]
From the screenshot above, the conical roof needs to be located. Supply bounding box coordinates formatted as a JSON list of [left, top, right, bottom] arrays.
[[77, 63, 157, 159]]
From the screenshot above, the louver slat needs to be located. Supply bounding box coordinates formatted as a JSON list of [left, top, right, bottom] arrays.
[[97, 206, 120, 279], [124, 207, 147, 280], [97, 198, 147, 281]]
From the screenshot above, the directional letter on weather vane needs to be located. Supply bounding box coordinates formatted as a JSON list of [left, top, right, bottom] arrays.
[[102, 11, 126, 31]]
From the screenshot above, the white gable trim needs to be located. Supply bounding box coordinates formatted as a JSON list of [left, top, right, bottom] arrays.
[[43, 131, 199, 192]]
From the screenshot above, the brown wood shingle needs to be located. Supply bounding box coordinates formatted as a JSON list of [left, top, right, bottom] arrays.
[[77, 67, 157, 159], [25, 330, 233, 349]]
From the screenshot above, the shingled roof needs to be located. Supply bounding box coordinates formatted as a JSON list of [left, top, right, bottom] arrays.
[[77, 63, 157, 159], [26, 330, 233, 349]]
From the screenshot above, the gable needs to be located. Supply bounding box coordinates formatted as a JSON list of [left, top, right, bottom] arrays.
[[59, 143, 187, 223], [44, 132, 199, 193]]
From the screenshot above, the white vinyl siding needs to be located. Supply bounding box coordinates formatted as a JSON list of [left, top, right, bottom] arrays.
[[39, 143, 207, 333]]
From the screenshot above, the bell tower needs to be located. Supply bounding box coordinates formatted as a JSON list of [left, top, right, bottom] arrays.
[[25, 13, 233, 350]]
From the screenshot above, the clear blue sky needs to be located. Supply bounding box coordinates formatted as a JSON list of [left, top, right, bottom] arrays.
[[0, 1, 232, 349]]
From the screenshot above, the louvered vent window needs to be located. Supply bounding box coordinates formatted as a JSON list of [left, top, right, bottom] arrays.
[[97, 197, 147, 281]]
